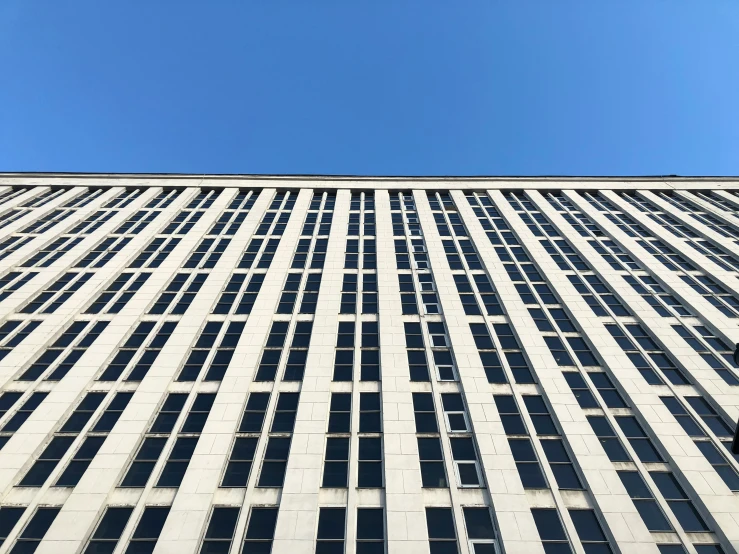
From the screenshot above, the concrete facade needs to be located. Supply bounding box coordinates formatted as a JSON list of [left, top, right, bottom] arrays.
[[0, 175, 736, 554]]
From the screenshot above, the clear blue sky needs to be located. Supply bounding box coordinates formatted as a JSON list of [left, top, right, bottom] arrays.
[[1, 1, 738, 176]]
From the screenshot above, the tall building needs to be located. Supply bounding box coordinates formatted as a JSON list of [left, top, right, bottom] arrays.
[[0, 174, 736, 554]]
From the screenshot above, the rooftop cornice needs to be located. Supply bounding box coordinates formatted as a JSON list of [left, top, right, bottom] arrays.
[[0, 172, 737, 190]]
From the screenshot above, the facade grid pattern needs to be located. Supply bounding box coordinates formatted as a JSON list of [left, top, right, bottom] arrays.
[[0, 176, 735, 554]]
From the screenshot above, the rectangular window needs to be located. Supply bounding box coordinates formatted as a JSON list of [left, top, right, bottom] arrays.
[[84, 507, 133, 554], [493, 395, 526, 435], [356, 508, 384, 554], [328, 393, 351, 434], [271, 393, 299, 433], [21, 272, 93, 314], [243, 507, 279, 554], [614, 416, 663, 463], [359, 393, 381, 433], [413, 393, 438, 434], [128, 237, 180, 269], [531, 508, 572, 554], [360, 323, 380, 381], [509, 438, 546, 489], [685, 397, 733, 438], [258, 437, 291, 487], [317, 508, 346, 553], [334, 323, 354, 382], [650, 472, 709, 532], [0, 392, 49, 447], [322, 437, 349, 488], [425, 507, 458, 554], [563, 372, 598, 409], [213, 272, 264, 315], [418, 437, 447, 488], [358, 437, 383, 488], [121, 394, 187, 487], [661, 397, 706, 437], [85, 272, 151, 314], [55, 436, 105, 487], [125, 506, 170, 554], [156, 437, 198, 488], [522, 396, 558, 436], [19, 392, 106, 487], [463, 507, 497, 554], [540, 439, 582, 490], [222, 437, 258, 487], [450, 437, 481, 487], [694, 441, 739, 491], [340, 274, 357, 314], [0, 506, 25, 547], [618, 471, 672, 532], [148, 273, 208, 315], [568, 509, 612, 554], [240, 393, 270, 433], [201, 507, 239, 554], [11, 507, 60, 552], [587, 416, 630, 462], [441, 394, 470, 433]]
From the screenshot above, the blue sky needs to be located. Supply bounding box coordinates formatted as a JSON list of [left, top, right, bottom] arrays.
[[0, 1, 737, 176]]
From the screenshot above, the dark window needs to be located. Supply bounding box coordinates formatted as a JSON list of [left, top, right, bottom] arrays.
[[359, 393, 381, 433], [157, 437, 198, 487], [55, 436, 105, 487], [425, 507, 458, 554], [568, 509, 613, 554], [661, 397, 705, 437], [509, 438, 547, 489], [200, 507, 239, 554], [1, 392, 48, 434], [563, 373, 598, 409], [222, 438, 258, 487], [650, 472, 709, 532], [181, 394, 215, 433], [531, 508, 572, 554], [258, 437, 291, 487], [522, 396, 558, 436], [494, 395, 526, 435], [618, 471, 672, 532], [328, 394, 351, 434], [150, 394, 187, 434], [685, 397, 733, 437], [0, 506, 25, 547], [19, 436, 75, 487], [243, 507, 279, 554], [122, 437, 167, 487], [418, 437, 447, 488], [92, 392, 134, 433], [126, 506, 170, 554], [695, 441, 739, 491], [615, 416, 663, 463], [463, 507, 495, 540], [413, 393, 438, 433], [317, 507, 346, 554], [11, 507, 60, 553], [588, 416, 630, 462], [450, 437, 480, 487], [589, 373, 627, 408], [323, 437, 349, 488], [84, 507, 134, 554], [271, 393, 299, 433], [240, 393, 270, 433], [356, 508, 384, 554], [358, 437, 383, 488]]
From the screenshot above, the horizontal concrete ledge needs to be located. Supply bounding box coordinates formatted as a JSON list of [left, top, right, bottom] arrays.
[[0, 172, 739, 190]]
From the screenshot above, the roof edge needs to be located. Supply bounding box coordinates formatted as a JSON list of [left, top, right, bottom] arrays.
[[0, 172, 739, 182]]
